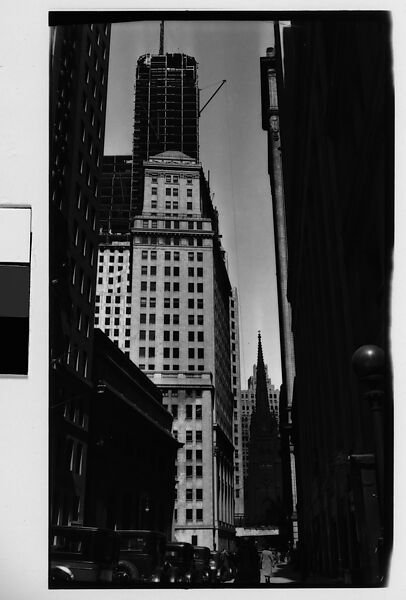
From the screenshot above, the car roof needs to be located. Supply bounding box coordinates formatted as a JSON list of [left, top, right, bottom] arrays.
[[166, 542, 192, 548], [50, 525, 114, 534], [116, 529, 165, 536]]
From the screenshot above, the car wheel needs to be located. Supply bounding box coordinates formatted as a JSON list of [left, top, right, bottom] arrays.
[[115, 560, 140, 582]]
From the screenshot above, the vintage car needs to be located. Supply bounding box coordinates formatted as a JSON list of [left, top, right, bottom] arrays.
[[49, 525, 120, 586], [163, 541, 196, 584], [113, 530, 167, 583], [192, 546, 211, 583], [209, 550, 236, 582]]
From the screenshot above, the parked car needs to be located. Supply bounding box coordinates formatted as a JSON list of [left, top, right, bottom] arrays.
[[163, 541, 196, 583], [113, 530, 166, 583], [208, 551, 222, 583], [192, 546, 211, 583], [209, 550, 236, 582], [49, 525, 120, 586]]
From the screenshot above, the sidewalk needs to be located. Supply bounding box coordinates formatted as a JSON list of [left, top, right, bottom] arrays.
[[261, 563, 343, 586]]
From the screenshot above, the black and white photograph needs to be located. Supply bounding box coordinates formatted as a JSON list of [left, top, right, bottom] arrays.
[[1, 5, 398, 597]]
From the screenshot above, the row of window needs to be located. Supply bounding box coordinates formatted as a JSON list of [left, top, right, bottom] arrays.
[[76, 187, 97, 230], [138, 312, 205, 326], [140, 282, 203, 295], [86, 28, 108, 59], [95, 305, 131, 315], [163, 346, 204, 358], [175, 509, 203, 523], [143, 219, 202, 231], [165, 364, 205, 372], [65, 438, 84, 475], [141, 250, 203, 261], [151, 187, 193, 198], [136, 236, 204, 248], [164, 330, 204, 342], [98, 278, 131, 292], [184, 448, 202, 461], [72, 266, 92, 303], [99, 253, 126, 263], [72, 221, 95, 266], [64, 402, 86, 429], [102, 295, 131, 304], [183, 465, 203, 478], [163, 389, 202, 399], [82, 94, 103, 140], [165, 404, 202, 420], [78, 152, 98, 193], [149, 200, 194, 211], [84, 67, 105, 112], [173, 430, 203, 443], [151, 175, 193, 185], [185, 488, 203, 501], [104, 328, 130, 338], [139, 347, 205, 361]]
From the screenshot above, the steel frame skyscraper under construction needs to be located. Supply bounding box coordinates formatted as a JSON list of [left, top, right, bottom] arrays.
[[131, 53, 199, 217]]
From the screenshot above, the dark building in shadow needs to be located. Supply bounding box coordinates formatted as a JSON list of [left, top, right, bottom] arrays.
[[85, 329, 180, 539], [49, 21, 179, 542], [262, 15, 393, 585], [49, 22, 111, 527], [98, 154, 133, 235], [245, 334, 285, 533]]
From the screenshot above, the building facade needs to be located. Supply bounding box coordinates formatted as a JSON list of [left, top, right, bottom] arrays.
[[230, 289, 244, 522], [49, 22, 111, 528], [271, 17, 393, 583]]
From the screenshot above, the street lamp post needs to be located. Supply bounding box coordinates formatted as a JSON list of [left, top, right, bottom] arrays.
[[351, 345, 385, 508], [352, 345, 386, 583]]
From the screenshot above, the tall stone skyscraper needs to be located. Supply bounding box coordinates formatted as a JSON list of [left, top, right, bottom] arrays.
[[96, 44, 235, 550], [245, 333, 283, 527]]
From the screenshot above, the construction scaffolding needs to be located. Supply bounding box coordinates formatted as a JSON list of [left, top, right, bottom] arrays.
[[131, 53, 199, 214]]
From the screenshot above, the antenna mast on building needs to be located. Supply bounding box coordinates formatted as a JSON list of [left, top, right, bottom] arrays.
[[159, 20, 165, 55]]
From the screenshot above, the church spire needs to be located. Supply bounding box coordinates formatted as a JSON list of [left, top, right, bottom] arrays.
[[254, 331, 273, 423]]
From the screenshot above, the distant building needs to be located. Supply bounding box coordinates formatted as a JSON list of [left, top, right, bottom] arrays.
[[244, 334, 284, 529], [270, 17, 393, 584], [49, 22, 111, 527], [230, 289, 244, 522], [240, 364, 280, 482]]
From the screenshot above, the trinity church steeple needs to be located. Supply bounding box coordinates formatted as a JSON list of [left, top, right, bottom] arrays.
[[245, 333, 284, 527]]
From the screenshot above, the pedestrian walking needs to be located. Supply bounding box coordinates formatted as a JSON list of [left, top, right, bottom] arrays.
[[261, 547, 274, 583], [235, 538, 261, 584]]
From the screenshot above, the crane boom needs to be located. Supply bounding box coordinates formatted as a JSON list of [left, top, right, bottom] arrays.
[[199, 80, 226, 116], [159, 21, 164, 55]]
